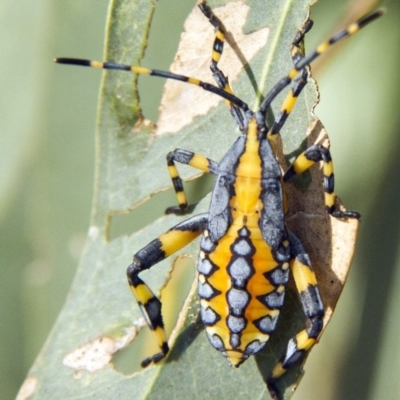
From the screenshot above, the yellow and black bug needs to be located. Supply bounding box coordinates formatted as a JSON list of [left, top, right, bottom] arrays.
[[56, 2, 383, 398]]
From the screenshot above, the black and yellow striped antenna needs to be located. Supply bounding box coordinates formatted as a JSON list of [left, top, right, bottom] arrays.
[[55, 58, 250, 112], [259, 8, 385, 116], [55, 7, 384, 122]]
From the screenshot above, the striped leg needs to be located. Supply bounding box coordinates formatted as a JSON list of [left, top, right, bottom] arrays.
[[198, 1, 245, 130], [266, 231, 324, 399], [127, 213, 208, 367], [166, 149, 219, 214], [268, 20, 313, 138], [283, 144, 360, 218]]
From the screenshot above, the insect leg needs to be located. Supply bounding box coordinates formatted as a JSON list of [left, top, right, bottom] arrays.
[[166, 149, 219, 214], [266, 231, 324, 399], [198, 1, 245, 130], [268, 20, 314, 138], [259, 9, 384, 117], [283, 144, 360, 218], [127, 213, 208, 367]]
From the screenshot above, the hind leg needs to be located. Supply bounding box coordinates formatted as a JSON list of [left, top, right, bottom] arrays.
[[266, 231, 324, 399]]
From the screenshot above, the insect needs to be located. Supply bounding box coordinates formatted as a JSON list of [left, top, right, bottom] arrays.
[[56, 2, 383, 398]]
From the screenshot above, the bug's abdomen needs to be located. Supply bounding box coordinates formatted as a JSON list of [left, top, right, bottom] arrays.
[[197, 222, 288, 367]]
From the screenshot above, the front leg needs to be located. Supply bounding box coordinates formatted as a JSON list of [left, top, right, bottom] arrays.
[[198, 1, 245, 129], [166, 149, 219, 214]]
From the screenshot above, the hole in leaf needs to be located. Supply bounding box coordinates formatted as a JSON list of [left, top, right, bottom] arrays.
[[109, 173, 214, 240], [112, 255, 196, 374], [138, 0, 196, 121]]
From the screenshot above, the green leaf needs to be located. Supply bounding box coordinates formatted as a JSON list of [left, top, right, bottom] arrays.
[[19, 1, 359, 399]]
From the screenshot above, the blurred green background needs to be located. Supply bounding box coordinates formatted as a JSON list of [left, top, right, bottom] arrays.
[[1, 0, 399, 399]]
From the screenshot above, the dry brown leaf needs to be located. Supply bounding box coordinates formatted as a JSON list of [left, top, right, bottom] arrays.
[[156, 1, 269, 135], [283, 120, 359, 328]]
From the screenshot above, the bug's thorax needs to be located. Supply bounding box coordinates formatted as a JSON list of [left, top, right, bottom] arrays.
[[232, 118, 263, 217], [230, 118, 280, 218]]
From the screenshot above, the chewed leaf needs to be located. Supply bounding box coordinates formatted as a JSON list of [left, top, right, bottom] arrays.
[[156, 2, 270, 135], [284, 120, 359, 326], [19, 1, 359, 399]]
